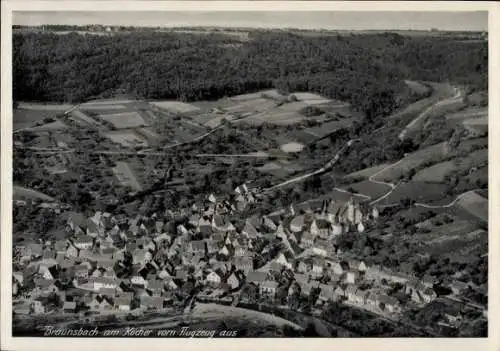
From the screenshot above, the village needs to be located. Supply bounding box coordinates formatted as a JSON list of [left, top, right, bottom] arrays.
[[12, 180, 481, 335]]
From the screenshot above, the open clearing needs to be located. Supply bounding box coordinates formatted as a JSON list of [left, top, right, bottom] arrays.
[[290, 92, 330, 101], [103, 130, 149, 147], [112, 161, 143, 191], [99, 111, 148, 129], [151, 101, 200, 115], [280, 142, 305, 153]]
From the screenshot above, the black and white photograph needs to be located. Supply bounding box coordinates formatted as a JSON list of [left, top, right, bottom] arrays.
[[2, 1, 495, 346]]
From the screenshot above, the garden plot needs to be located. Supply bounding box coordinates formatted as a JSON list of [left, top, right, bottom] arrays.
[[82, 98, 136, 105], [135, 128, 161, 144], [99, 111, 148, 129], [103, 130, 149, 148], [150, 101, 200, 115]]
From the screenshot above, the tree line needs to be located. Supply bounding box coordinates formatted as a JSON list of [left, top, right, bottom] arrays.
[[13, 30, 487, 121]]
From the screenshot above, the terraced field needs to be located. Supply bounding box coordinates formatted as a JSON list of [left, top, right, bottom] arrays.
[[374, 142, 449, 182]]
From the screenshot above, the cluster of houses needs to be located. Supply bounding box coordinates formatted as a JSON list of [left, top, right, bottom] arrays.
[[12, 189, 451, 321]]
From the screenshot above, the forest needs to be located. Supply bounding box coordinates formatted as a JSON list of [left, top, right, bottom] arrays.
[[13, 30, 487, 121]]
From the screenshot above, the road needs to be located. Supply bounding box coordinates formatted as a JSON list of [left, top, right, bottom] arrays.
[[398, 87, 462, 141]]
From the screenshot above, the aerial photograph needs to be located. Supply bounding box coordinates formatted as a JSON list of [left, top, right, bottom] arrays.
[[11, 10, 488, 338]]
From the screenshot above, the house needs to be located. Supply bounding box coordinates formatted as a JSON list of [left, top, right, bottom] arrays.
[[73, 235, 93, 250], [348, 259, 367, 272], [297, 261, 310, 274], [312, 258, 325, 276], [141, 296, 163, 310], [422, 274, 437, 288], [450, 280, 470, 295], [334, 286, 346, 301], [147, 280, 164, 297], [32, 300, 45, 314], [234, 257, 253, 274], [74, 265, 90, 278], [33, 279, 59, 296], [444, 311, 463, 325], [260, 280, 278, 297], [421, 288, 437, 303], [319, 284, 335, 301], [353, 289, 367, 306], [366, 292, 378, 308], [289, 215, 305, 233], [365, 264, 382, 281], [377, 294, 400, 313], [345, 270, 360, 285], [206, 271, 222, 286], [241, 219, 260, 239], [91, 277, 118, 291], [13, 302, 31, 315], [115, 296, 132, 311], [246, 271, 269, 285], [227, 272, 240, 290], [331, 261, 345, 276], [345, 285, 358, 303], [189, 240, 206, 256], [233, 244, 247, 257], [63, 301, 77, 314], [300, 233, 314, 248]]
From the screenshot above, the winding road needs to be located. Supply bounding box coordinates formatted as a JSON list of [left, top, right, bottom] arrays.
[[398, 87, 462, 141]]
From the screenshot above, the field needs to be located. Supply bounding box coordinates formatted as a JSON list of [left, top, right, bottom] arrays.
[[25, 120, 68, 132], [303, 118, 357, 139], [344, 164, 392, 180], [14, 108, 62, 130], [99, 111, 148, 129], [463, 117, 488, 136], [342, 180, 390, 200], [69, 110, 102, 126], [414, 149, 488, 183], [456, 191, 488, 222], [135, 128, 161, 144], [103, 130, 149, 147], [150, 101, 201, 115], [374, 142, 449, 182], [280, 142, 305, 153], [112, 161, 143, 191], [446, 107, 487, 121], [17, 102, 73, 111], [381, 181, 449, 205], [412, 161, 456, 182]]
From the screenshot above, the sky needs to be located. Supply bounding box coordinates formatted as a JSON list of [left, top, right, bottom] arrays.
[[13, 11, 488, 31]]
